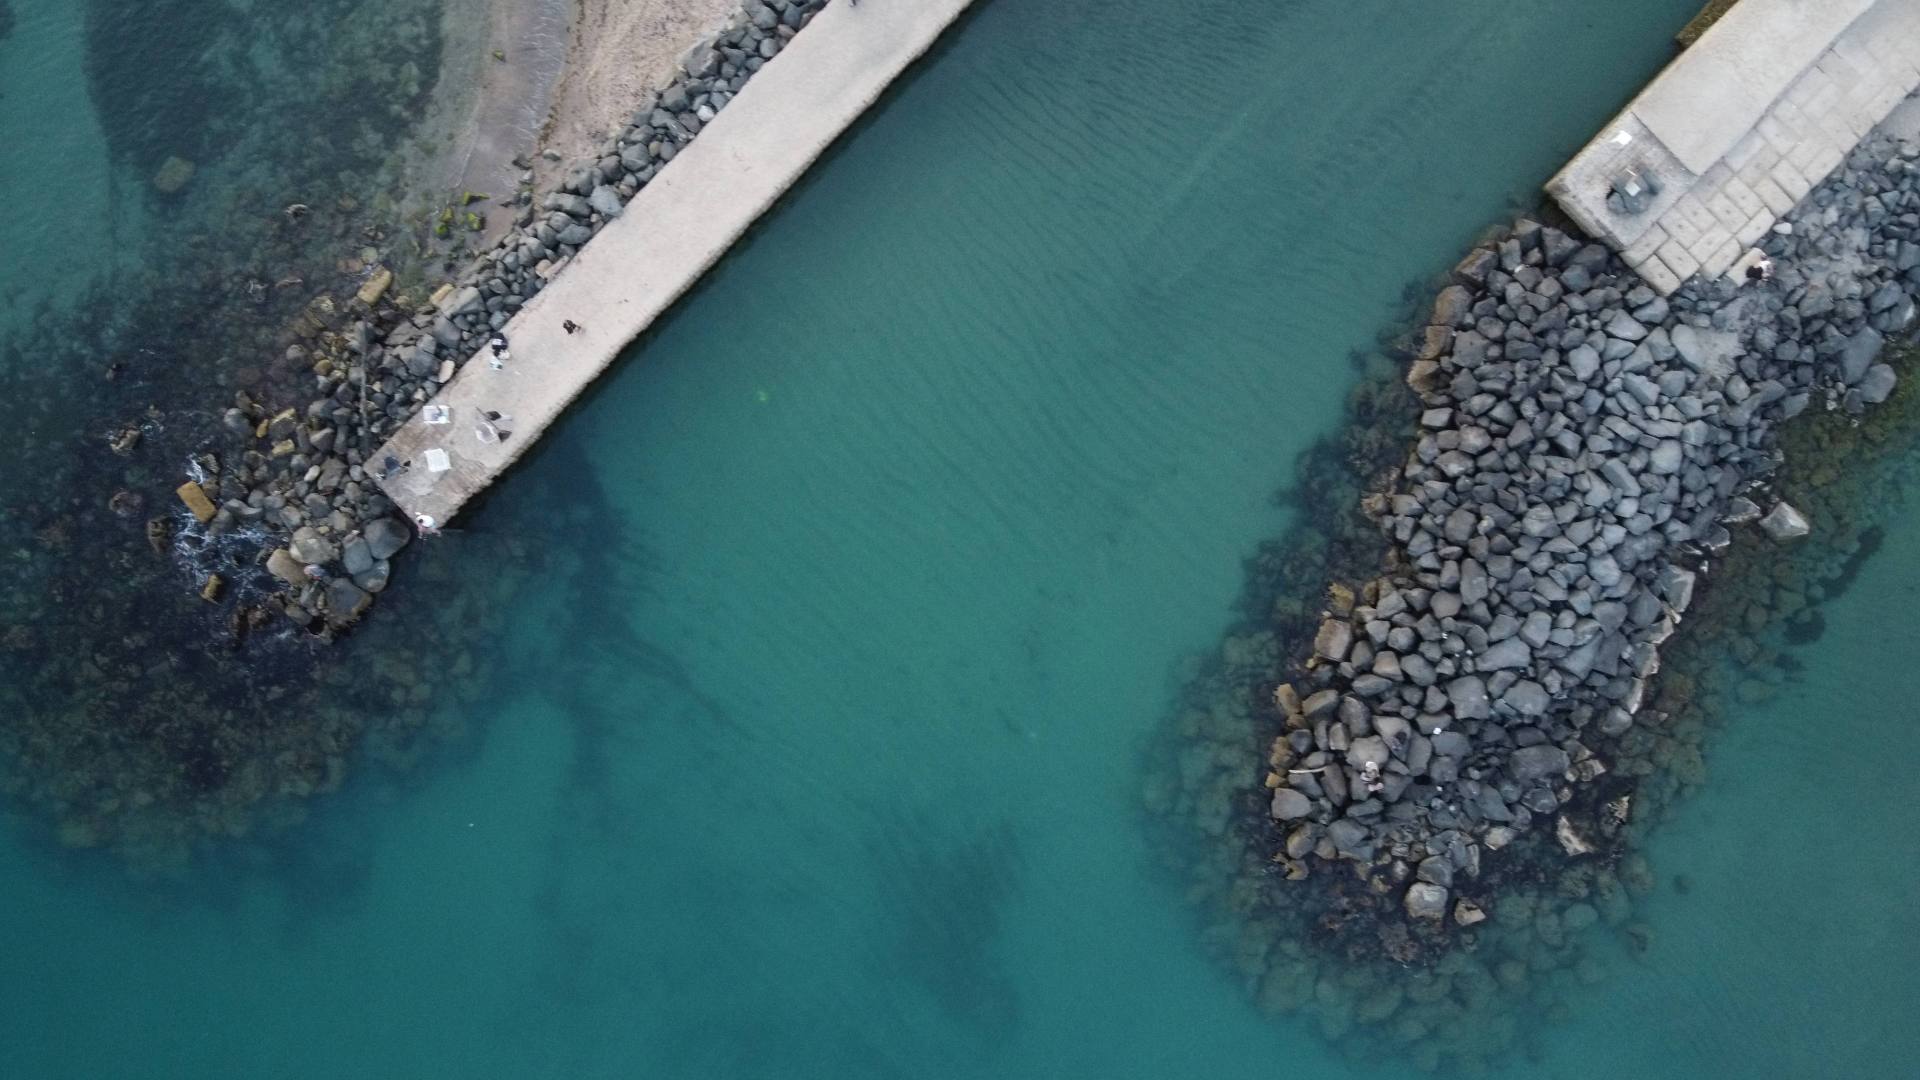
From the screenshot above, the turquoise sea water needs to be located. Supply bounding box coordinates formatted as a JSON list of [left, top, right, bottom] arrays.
[[5, 1, 1918, 1077]]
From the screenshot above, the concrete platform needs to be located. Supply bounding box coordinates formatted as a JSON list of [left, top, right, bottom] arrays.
[[1548, 0, 1920, 293], [375, 0, 977, 526]]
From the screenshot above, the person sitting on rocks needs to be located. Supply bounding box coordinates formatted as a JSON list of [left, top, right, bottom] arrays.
[[1745, 256, 1774, 283], [302, 564, 328, 581]]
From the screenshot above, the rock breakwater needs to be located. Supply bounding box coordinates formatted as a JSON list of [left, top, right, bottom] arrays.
[[1258, 127, 1919, 940], [1147, 113, 1920, 1069]]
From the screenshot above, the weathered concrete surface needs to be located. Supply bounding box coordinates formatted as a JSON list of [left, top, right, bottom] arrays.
[[1548, 0, 1920, 293], [376, 0, 976, 525], [1637, 0, 1875, 175]]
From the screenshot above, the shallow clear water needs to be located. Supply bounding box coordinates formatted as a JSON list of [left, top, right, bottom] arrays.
[[5, 1, 1918, 1078]]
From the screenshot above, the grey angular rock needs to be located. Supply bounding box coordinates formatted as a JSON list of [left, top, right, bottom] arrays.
[[1509, 744, 1570, 782], [1416, 855, 1454, 888], [1314, 618, 1353, 662], [353, 559, 391, 594], [341, 536, 374, 576], [324, 579, 372, 625], [364, 517, 411, 559], [1346, 736, 1390, 770], [1840, 327, 1884, 384], [288, 527, 338, 565], [1404, 882, 1449, 920], [1604, 310, 1648, 342], [1859, 363, 1897, 404], [588, 185, 625, 218], [1447, 676, 1491, 720], [1478, 637, 1531, 671], [1270, 788, 1312, 820], [1758, 502, 1810, 541], [1503, 679, 1550, 717]]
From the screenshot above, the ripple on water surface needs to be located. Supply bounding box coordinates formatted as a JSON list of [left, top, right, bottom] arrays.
[[6, 1, 1918, 1079]]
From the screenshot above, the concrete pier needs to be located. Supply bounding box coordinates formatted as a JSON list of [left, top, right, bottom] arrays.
[[1548, 0, 1920, 293], [375, 0, 976, 525]]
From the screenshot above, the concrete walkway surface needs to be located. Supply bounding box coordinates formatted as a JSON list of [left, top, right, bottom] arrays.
[[376, 0, 977, 525]]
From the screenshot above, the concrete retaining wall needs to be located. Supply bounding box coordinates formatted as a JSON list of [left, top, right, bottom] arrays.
[[1548, 0, 1920, 293]]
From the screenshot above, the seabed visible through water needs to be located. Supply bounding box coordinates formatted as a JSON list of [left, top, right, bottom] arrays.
[[1, 2, 1918, 1078]]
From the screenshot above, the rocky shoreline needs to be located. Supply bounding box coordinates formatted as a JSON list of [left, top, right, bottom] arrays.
[[1148, 113, 1920, 1067], [174, 0, 833, 638]]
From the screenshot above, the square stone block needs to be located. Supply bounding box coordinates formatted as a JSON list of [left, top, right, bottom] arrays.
[[1623, 222, 1671, 265], [1735, 211, 1773, 249], [1656, 241, 1700, 286], [1756, 114, 1799, 157], [1771, 100, 1813, 142], [1770, 158, 1812, 201], [1634, 254, 1683, 296], [1658, 204, 1705, 252], [1698, 235, 1742, 279], [1835, 105, 1872, 141], [1753, 175, 1796, 216], [1736, 145, 1782, 191], [1788, 134, 1829, 176], [1785, 66, 1829, 111], [1804, 140, 1845, 184], [1868, 81, 1909, 118], [1815, 49, 1864, 90], [1673, 192, 1722, 237], [1724, 175, 1767, 221], [1704, 189, 1748, 232], [1725, 131, 1769, 171], [1689, 223, 1735, 264]]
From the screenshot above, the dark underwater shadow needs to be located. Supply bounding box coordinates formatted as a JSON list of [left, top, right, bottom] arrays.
[[862, 806, 1025, 1047]]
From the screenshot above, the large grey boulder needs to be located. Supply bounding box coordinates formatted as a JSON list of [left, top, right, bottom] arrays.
[[1346, 736, 1390, 770], [1759, 502, 1810, 541], [1604, 310, 1648, 342], [1859, 363, 1898, 404], [1509, 744, 1570, 782], [1404, 882, 1450, 920], [364, 517, 411, 559], [588, 185, 625, 218], [341, 536, 374, 576], [288, 527, 338, 565], [1504, 680, 1550, 717], [1270, 788, 1312, 820], [324, 579, 372, 625], [1478, 638, 1531, 671], [1448, 676, 1491, 720], [1314, 619, 1352, 662], [1840, 327, 1884, 384], [1670, 322, 1738, 378]]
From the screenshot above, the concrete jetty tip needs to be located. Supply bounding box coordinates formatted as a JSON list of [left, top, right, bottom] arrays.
[[375, 0, 977, 526]]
